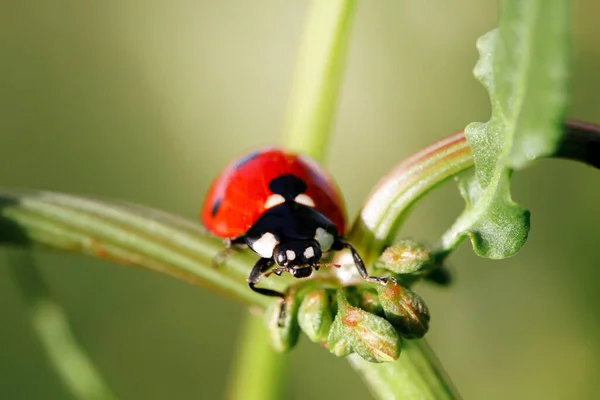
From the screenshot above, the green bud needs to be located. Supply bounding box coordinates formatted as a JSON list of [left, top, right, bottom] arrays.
[[359, 288, 384, 316], [376, 282, 430, 339], [298, 289, 335, 343], [327, 317, 354, 357], [327, 290, 401, 363], [377, 239, 432, 275], [265, 282, 316, 352]]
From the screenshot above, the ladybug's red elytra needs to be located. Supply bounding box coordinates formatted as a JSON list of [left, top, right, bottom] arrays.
[[201, 148, 391, 300]]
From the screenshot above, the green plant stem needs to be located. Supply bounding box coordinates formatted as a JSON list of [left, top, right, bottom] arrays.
[[281, 0, 356, 161], [348, 340, 458, 400], [0, 191, 284, 309], [349, 132, 472, 266], [349, 120, 600, 266], [226, 314, 286, 400], [227, 2, 358, 399], [8, 251, 118, 400]]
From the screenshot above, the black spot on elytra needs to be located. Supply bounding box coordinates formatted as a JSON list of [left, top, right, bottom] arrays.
[[268, 174, 307, 200], [233, 151, 260, 170], [211, 198, 222, 217]]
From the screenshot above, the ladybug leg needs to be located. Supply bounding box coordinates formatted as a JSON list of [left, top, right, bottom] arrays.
[[212, 236, 248, 268], [247, 258, 283, 298], [247, 258, 289, 326], [334, 239, 397, 285]]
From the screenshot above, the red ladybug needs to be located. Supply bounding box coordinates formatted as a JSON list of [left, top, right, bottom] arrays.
[[201, 148, 390, 300]]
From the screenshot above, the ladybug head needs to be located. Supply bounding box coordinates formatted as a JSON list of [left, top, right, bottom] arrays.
[[273, 240, 322, 268]]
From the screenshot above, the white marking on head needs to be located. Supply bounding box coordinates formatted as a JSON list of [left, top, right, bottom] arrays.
[[264, 194, 286, 209], [314, 227, 334, 252], [303, 246, 315, 259], [251, 232, 279, 258], [294, 194, 315, 207], [286, 250, 296, 261]]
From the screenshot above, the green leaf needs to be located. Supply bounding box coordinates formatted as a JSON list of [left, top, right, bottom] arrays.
[[439, 0, 569, 259]]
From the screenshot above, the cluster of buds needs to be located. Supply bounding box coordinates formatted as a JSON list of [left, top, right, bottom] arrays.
[[265, 239, 442, 363]]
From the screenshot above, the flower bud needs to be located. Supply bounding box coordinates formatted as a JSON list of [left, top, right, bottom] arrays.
[[265, 283, 306, 352], [298, 289, 335, 343], [377, 239, 432, 276], [327, 290, 401, 363], [359, 287, 384, 316], [376, 282, 430, 339]]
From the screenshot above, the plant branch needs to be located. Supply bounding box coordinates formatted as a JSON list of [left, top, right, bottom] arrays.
[[349, 132, 471, 266], [349, 120, 600, 266], [0, 191, 281, 309], [226, 1, 357, 397], [281, 0, 356, 161]]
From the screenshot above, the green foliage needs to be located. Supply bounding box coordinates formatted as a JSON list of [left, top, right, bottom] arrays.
[[439, 0, 570, 259]]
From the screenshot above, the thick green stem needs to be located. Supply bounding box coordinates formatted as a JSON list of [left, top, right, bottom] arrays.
[[228, 2, 356, 398], [226, 314, 286, 400], [0, 191, 281, 309], [281, 0, 356, 161], [348, 340, 459, 400], [8, 251, 118, 400], [349, 132, 471, 266], [349, 120, 600, 266]]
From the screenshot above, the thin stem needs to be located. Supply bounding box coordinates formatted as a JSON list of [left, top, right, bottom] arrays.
[[281, 0, 356, 161], [8, 251, 118, 400], [226, 314, 286, 400]]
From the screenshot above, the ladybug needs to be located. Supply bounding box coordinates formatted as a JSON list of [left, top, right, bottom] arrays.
[[201, 148, 391, 300]]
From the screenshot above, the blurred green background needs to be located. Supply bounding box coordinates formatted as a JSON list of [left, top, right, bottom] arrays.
[[1, 1, 599, 399]]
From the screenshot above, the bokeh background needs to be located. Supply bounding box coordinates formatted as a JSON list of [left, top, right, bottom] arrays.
[[1, 1, 599, 399]]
